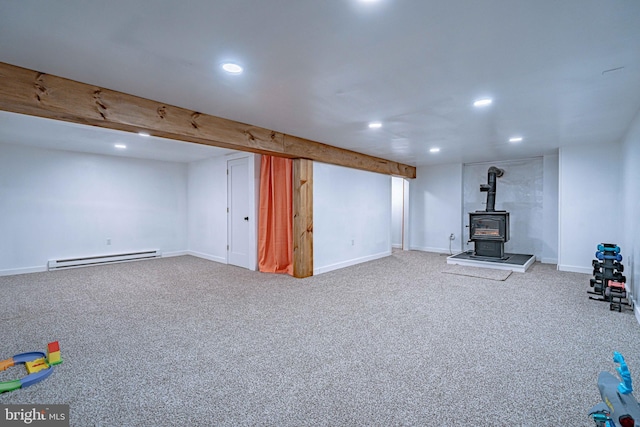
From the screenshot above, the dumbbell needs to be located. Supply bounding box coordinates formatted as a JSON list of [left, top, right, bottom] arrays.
[[594, 271, 624, 282], [605, 272, 626, 282], [596, 251, 623, 262], [598, 243, 621, 253], [600, 273, 626, 283], [614, 262, 624, 272], [591, 281, 604, 294], [606, 282, 627, 300]]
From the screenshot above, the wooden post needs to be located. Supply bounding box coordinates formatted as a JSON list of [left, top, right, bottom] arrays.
[[292, 158, 313, 278]]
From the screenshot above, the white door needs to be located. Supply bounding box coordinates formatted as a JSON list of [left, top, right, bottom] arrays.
[[227, 157, 251, 269]]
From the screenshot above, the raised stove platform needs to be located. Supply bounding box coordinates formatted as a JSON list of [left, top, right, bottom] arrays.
[[446, 251, 535, 273]]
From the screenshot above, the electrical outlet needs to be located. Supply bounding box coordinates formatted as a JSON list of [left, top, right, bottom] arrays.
[[449, 233, 455, 241], [106, 238, 111, 245], [351, 239, 355, 246]]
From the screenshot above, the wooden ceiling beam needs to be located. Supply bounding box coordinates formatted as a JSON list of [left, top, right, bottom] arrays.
[[0, 62, 416, 179]]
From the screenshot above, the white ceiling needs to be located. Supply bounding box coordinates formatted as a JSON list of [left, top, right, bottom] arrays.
[[1, 0, 639, 167], [0, 111, 235, 163]]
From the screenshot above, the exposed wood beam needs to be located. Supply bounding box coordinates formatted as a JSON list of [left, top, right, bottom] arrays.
[[284, 135, 415, 178], [292, 159, 313, 278], [0, 62, 416, 179]]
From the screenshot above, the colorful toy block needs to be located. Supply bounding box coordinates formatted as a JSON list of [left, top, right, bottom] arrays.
[[47, 341, 62, 365], [48, 341, 60, 353], [0, 358, 15, 371], [0, 342, 62, 393], [25, 357, 48, 374]]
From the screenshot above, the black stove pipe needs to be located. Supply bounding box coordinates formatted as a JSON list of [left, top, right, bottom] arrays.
[[479, 166, 504, 212]]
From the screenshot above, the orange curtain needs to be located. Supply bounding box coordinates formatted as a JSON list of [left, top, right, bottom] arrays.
[[258, 155, 293, 275]]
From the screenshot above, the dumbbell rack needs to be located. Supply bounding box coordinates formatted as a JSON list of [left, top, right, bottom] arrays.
[[588, 243, 628, 312]]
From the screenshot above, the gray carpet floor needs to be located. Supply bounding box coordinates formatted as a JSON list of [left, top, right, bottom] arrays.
[[1, 250, 639, 426]]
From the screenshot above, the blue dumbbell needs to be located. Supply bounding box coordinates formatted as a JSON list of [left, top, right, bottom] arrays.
[[597, 244, 620, 254], [596, 251, 623, 262]]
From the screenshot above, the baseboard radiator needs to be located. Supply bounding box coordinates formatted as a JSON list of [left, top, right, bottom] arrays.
[[48, 250, 162, 271]]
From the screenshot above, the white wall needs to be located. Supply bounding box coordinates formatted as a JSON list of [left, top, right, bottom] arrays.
[[463, 158, 544, 258], [409, 159, 559, 260], [542, 154, 559, 264], [314, 162, 392, 274], [620, 109, 640, 321], [409, 163, 463, 254], [187, 155, 228, 263], [0, 143, 188, 275], [187, 153, 260, 269], [391, 177, 404, 248], [558, 142, 622, 273]]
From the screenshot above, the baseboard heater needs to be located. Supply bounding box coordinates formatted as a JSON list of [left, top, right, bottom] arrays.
[[48, 250, 162, 271]]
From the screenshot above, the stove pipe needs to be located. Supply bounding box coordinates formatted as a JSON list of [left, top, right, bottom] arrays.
[[479, 166, 504, 212]]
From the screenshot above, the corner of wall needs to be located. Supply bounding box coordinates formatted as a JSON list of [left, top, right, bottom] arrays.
[[313, 250, 391, 275], [557, 264, 592, 274], [187, 250, 227, 264]]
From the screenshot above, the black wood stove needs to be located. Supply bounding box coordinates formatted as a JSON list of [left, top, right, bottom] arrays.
[[469, 166, 509, 259]]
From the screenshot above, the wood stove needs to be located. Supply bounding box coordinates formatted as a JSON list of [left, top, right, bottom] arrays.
[[469, 211, 509, 258], [469, 166, 510, 259]]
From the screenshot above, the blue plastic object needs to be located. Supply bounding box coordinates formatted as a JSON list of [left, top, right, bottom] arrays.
[[596, 251, 623, 262], [598, 244, 620, 254], [589, 352, 640, 425], [20, 366, 53, 388], [12, 351, 46, 364], [1, 349, 59, 393], [614, 351, 633, 394]]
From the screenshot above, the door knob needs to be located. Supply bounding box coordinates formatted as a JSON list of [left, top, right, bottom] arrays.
[[244, 217, 249, 221]]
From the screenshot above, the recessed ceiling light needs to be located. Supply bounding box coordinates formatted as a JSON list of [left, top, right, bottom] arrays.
[[509, 136, 523, 143], [368, 122, 382, 129], [114, 144, 127, 149], [138, 132, 150, 137], [430, 147, 440, 153], [222, 63, 243, 74], [473, 98, 493, 107]]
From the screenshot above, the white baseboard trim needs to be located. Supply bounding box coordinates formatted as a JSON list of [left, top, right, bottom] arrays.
[[162, 250, 189, 258], [541, 257, 558, 264], [187, 251, 227, 264], [557, 264, 592, 274], [392, 244, 402, 249], [0, 265, 47, 277], [0, 251, 218, 277], [409, 245, 452, 255], [314, 251, 391, 275], [635, 302, 640, 326]]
